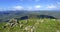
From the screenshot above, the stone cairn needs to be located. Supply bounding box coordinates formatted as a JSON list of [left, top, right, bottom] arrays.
[[3, 18, 18, 28]]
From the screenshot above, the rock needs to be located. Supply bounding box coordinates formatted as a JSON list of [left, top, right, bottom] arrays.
[[4, 18, 18, 27], [9, 19, 18, 27], [24, 26, 35, 32], [57, 30, 60, 32], [20, 24, 23, 28]]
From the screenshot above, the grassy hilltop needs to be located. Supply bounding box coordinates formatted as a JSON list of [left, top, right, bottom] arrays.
[[0, 11, 60, 32], [0, 18, 60, 32]]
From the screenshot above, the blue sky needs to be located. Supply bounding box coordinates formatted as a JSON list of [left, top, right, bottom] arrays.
[[0, 0, 60, 11]]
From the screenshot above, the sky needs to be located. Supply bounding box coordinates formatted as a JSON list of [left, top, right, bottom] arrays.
[[0, 0, 60, 11]]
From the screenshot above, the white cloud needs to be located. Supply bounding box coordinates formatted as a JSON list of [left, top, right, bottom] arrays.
[[47, 5, 56, 9], [57, 2, 60, 5], [27, 6, 32, 10], [0, 8, 7, 11], [35, 5, 41, 8], [34, 5, 41, 10], [13, 6, 23, 10]]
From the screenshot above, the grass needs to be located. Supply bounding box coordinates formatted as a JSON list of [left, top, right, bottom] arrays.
[[0, 18, 60, 32]]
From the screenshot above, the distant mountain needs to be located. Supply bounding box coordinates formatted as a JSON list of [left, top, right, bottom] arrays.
[[0, 10, 60, 22], [37, 15, 56, 19]]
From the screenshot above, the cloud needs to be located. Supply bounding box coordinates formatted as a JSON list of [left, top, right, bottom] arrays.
[[34, 5, 41, 10], [0, 8, 7, 11], [35, 5, 41, 8], [26, 5, 41, 10], [46, 5, 57, 9], [57, 2, 60, 5], [27, 6, 32, 10], [12, 6, 23, 10]]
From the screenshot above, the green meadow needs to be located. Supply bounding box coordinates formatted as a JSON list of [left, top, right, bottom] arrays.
[[0, 18, 60, 32]]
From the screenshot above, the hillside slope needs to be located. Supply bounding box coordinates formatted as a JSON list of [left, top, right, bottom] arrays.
[[0, 18, 60, 32]]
